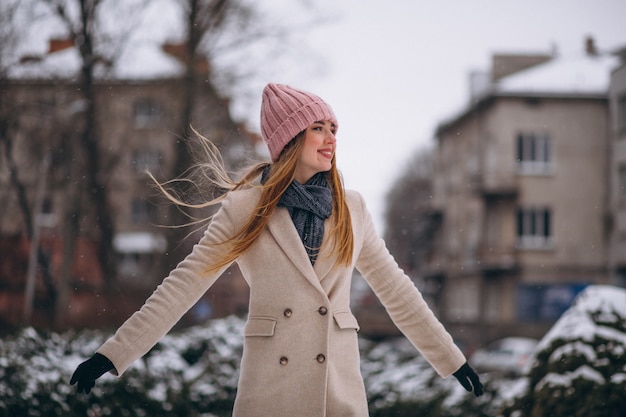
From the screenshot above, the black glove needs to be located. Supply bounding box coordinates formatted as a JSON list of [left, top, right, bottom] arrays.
[[453, 362, 483, 397], [69, 353, 115, 394]]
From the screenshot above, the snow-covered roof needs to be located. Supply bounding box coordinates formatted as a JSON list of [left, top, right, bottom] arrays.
[[495, 52, 618, 96], [7, 0, 186, 80], [10, 36, 186, 81], [114, 42, 184, 80], [12, 46, 80, 79], [437, 49, 620, 134]]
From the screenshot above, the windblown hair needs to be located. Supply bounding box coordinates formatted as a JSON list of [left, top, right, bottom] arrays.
[[151, 128, 354, 275]]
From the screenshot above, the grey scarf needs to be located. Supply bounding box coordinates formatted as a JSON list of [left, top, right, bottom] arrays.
[[277, 172, 332, 265]]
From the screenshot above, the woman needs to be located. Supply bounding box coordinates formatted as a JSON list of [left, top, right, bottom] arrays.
[[70, 83, 482, 416]]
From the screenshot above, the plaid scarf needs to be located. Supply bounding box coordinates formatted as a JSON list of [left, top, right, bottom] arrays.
[[277, 172, 332, 265]]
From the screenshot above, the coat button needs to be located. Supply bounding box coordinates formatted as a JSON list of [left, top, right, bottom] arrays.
[[279, 356, 288, 365], [318, 306, 328, 315], [283, 308, 292, 317], [316, 354, 326, 363]]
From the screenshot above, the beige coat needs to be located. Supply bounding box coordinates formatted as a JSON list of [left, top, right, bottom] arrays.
[[98, 187, 466, 417]]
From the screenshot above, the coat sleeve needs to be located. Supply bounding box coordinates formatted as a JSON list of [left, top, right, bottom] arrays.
[[351, 191, 466, 377], [96, 193, 239, 376]]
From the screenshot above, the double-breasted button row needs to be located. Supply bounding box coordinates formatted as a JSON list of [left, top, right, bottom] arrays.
[[284, 307, 327, 316], [279, 354, 326, 365]]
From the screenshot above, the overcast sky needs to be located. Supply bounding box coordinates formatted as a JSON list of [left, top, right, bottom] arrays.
[[20, 0, 625, 232], [228, 0, 626, 232]]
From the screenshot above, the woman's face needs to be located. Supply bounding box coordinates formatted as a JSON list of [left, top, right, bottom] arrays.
[[294, 120, 337, 183]]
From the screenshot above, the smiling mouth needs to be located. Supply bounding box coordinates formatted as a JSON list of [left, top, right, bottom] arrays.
[[319, 150, 333, 159]]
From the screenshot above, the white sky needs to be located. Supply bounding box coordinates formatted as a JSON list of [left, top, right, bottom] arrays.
[[233, 0, 626, 232]]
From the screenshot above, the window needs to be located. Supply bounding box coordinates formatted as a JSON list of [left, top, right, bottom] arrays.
[[517, 207, 552, 249], [37, 99, 56, 122], [36, 197, 57, 227], [483, 279, 502, 323], [618, 93, 626, 132], [446, 278, 480, 322], [132, 149, 161, 174], [517, 284, 587, 322], [131, 199, 156, 224], [619, 164, 626, 202], [133, 99, 162, 128], [516, 132, 552, 174]]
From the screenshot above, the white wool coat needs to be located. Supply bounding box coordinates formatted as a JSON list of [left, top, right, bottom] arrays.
[[97, 187, 466, 417]]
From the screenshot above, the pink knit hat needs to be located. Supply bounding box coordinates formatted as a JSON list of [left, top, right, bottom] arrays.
[[260, 83, 338, 161]]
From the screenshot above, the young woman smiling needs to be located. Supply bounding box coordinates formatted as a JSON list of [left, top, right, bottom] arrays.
[[70, 83, 482, 416]]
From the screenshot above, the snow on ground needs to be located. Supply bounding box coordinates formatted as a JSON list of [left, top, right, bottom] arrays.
[[536, 365, 605, 391], [536, 285, 626, 352], [502, 285, 626, 414]]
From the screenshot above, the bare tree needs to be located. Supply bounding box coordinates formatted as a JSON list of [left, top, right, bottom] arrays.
[[39, 0, 149, 290], [1, 0, 327, 328], [0, 1, 26, 226], [162, 0, 298, 268], [0, 0, 63, 324], [384, 148, 439, 277], [0, 0, 148, 327]]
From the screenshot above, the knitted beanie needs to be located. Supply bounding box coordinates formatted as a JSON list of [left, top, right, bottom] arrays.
[[261, 83, 338, 161]]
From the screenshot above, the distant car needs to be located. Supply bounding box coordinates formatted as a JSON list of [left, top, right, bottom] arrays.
[[470, 337, 539, 377]]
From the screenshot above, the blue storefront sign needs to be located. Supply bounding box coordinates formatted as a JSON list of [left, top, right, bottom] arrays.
[[517, 283, 588, 322]]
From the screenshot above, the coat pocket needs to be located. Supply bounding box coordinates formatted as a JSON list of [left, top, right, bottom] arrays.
[[333, 310, 360, 332], [244, 317, 277, 337]]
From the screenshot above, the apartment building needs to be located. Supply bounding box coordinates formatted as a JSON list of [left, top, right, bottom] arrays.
[[428, 40, 619, 348], [609, 47, 626, 285], [0, 41, 256, 329]]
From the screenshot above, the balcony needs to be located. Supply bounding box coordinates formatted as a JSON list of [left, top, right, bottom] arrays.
[[477, 246, 518, 274], [479, 175, 519, 200]]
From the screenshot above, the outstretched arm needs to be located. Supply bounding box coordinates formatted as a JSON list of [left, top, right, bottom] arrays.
[[352, 191, 466, 377]]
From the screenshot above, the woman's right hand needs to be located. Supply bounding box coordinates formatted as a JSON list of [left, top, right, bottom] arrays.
[[69, 353, 115, 394]]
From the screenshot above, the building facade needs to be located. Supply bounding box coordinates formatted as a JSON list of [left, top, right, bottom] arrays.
[[428, 41, 620, 349], [0, 46, 256, 329], [609, 48, 626, 286]]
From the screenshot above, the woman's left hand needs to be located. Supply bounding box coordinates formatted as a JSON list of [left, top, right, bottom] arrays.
[[452, 362, 483, 397]]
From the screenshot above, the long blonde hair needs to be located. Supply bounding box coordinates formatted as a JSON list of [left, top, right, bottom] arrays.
[[151, 128, 354, 275]]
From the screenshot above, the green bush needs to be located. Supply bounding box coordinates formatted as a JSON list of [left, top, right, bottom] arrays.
[[360, 338, 496, 417], [501, 285, 626, 417], [0, 316, 501, 416], [0, 317, 243, 417]]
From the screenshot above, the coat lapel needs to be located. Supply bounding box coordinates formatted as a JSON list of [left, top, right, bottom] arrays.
[[266, 207, 326, 293], [312, 218, 336, 281]]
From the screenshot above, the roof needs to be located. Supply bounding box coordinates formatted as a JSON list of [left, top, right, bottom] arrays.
[[496, 52, 617, 96], [10, 38, 185, 80], [436, 49, 620, 135], [6, 0, 186, 81]]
